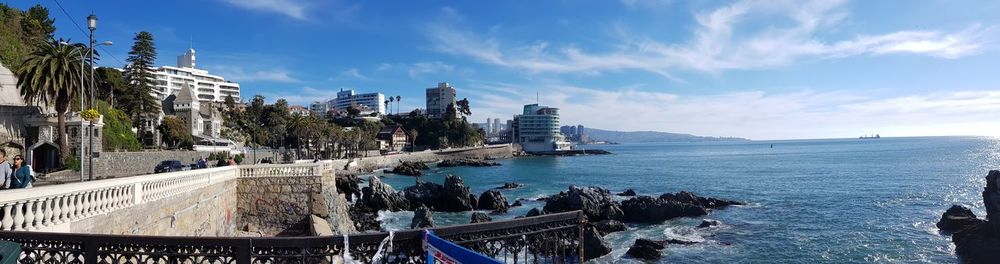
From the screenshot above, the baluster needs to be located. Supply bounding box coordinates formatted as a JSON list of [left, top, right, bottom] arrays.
[[101, 189, 111, 212], [12, 202, 25, 231], [81, 191, 92, 217], [22, 200, 35, 230], [112, 187, 122, 208], [42, 198, 54, 227], [1, 204, 12, 230], [67, 195, 77, 220], [53, 196, 65, 224], [33, 199, 44, 229]]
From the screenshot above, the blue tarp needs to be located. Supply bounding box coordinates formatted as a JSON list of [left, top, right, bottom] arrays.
[[424, 230, 501, 264]]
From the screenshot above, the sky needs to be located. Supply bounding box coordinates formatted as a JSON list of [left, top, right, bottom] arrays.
[[12, 0, 1000, 140]]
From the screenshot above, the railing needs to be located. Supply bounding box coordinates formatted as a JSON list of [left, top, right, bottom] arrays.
[[237, 163, 323, 178], [0, 167, 237, 232], [0, 211, 586, 263]]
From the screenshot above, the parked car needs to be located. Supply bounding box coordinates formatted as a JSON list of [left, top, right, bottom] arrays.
[[155, 160, 187, 173]]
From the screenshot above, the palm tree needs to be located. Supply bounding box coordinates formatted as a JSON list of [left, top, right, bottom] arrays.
[[388, 96, 395, 116], [16, 40, 87, 168], [383, 99, 390, 116], [395, 95, 401, 115]]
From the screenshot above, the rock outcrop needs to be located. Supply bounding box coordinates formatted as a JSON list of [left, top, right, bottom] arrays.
[[543, 186, 624, 222], [620, 196, 707, 223], [390, 161, 429, 176], [478, 190, 509, 213], [583, 226, 612, 261], [438, 159, 501, 168], [360, 175, 410, 211], [698, 219, 721, 228], [660, 191, 744, 209], [937, 205, 983, 232], [593, 220, 627, 235], [349, 203, 383, 232], [335, 175, 363, 201], [526, 208, 546, 217], [410, 206, 435, 229], [495, 182, 524, 190], [401, 175, 476, 212], [511, 200, 524, 207], [471, 212, 492, 223], [618, 189, 637, 196], [625, 238, 667, 261]]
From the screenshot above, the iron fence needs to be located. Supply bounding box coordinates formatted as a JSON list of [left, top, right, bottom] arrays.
[[0, 211, 585, 264]]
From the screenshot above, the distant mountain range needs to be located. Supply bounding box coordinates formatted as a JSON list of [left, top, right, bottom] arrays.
[[583, 127, 749, 143]]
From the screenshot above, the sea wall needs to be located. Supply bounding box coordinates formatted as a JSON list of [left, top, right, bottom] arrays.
[[236, 174, 355, 236], [330, 144, 513, 174], [69, 179, 239, 236]]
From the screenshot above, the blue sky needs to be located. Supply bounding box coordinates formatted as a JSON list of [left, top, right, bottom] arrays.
[[15, 0, 1000, 140]]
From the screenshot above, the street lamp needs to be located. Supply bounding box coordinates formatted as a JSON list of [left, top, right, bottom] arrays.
[[87, 14, 98, 109]]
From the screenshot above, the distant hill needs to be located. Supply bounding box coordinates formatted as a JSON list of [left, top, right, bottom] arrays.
[[583, 128, 749, 143]]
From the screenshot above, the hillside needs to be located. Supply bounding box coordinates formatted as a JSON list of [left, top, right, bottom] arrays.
[[583, 128, 748, 143]]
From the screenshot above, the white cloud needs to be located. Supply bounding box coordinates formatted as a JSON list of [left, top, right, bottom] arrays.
[[208, 65, 301, 83], [408, 61, 455, 78], [220, 0, 309, 20], [465, 82, 1000, 140], [331, 68, 370, 81], [423, 0, 993, 79]]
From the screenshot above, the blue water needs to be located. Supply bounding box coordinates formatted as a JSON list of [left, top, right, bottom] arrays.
[[370, 136, 1000, 263]]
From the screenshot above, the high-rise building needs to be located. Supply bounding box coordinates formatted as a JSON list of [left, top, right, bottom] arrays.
[[310, 101, 329, 117], [485, 118, 493, 135], [328, 89, 386, 115], [492, 118, 502, 135], [425, 82, 457, 118], [517, 104, 571, 152], [148, 48, 241, 103]]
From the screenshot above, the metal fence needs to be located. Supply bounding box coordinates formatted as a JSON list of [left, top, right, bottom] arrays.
[[0, 211, 585, 264]]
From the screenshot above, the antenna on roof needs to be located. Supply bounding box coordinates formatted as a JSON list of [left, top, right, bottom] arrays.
[[536, 91, 539, 104]]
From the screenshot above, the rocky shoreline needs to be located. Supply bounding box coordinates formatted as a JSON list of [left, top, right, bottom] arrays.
[[936, 170, 1000, 263]]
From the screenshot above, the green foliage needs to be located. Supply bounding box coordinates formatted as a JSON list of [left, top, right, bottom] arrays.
[[386, 113, 484, 149], [0, 3, 54, 71], [123, 31, 160, 128], [234, 154, 244, 164], [157, 116, 192, 149], [65, 156, 80, 172], [97, 100, 142, 151], [95, 67, 127, 106]]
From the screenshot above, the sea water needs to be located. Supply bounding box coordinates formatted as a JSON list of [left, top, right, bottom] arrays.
[[371, 136, 1000, 263]]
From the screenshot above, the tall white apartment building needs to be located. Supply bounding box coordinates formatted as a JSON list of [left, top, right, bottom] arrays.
[[149, 49, 241, 103], [517, 104, 571, 152], [327, 89, 386, 115], [426, 82, 457, 118]]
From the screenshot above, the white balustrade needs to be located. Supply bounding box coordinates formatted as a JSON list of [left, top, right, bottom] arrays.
[[237, 163, 324, 178], [0, 165, 238, 231]]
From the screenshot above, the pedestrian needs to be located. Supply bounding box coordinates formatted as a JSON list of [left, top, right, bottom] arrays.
[[197, 157, 207, 169], [0, 149, 12, 190], [10, 155, 33, 189], [227, 156, 236, 166]]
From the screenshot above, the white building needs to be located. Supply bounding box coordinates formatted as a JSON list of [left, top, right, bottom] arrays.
[[149, 49, 241, 103], [327, 89, 386, 115], [425, 82, 456, 118], [517, 104, 571, 152], [310, 101, 329, 117]]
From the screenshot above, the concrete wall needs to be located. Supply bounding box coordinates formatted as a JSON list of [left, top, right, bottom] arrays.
[[332, 144, 513, 174], [236, 174, 355, 236], [91, 151, 207, 179], [70, 179, 239, 236]]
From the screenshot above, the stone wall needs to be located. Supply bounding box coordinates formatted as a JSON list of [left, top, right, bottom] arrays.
[[236, 174, 355, 236], [91, 151, 207, 179], [332, 144, 513, 174], [70, 179, 239, 236]]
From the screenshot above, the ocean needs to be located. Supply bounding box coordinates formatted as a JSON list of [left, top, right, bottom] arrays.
[[370, 136, 1000, 263]]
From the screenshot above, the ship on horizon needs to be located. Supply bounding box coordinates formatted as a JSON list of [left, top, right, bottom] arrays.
[[860, 134, 881, 139]]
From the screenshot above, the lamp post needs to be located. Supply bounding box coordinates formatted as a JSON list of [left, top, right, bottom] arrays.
[[87, 14, 97, 109]]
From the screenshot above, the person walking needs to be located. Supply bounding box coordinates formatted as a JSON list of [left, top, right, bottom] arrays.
[[10, 155, 33, 189], [0, 149, 12, 190]]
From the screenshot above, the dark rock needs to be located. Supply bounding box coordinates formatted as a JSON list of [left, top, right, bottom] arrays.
[[526, 208, 546, 217], [937, 205, 983, 232], [543, 186, 623, 221], [478, 190, 509, 213], [495, 182, 525, 190], [438, 159, 501, 168], [665, 238, 699, 245], [618, 189, 637, 196], [583, 226, 612, 261], [953, 222, 1000, 263], [620, 196, 707, 223], [625, 238, 666, 261], [401, 175, 475, 212], [471, 212, 492, 223], [698, 219, 721, 228], [469, 194, 479, 209], [593, 220, 627, 236], [511, 200, 524, 207], [335, 175, 363, 201], [360, 175, 410, 211], [660, 191, 744, 209], [349, 203, 383, 232], [390, 161, 429, 176], [410, 206, 435, 229]]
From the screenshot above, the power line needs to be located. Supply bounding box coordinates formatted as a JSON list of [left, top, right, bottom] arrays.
[[50, 0, 126, 67]]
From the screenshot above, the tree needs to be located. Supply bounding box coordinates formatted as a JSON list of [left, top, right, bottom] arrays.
[[157, 116, 192, 149], [123, 31, 160, 129], [97, 100, 141, 151], [395, 95, 401, 115], [20, 5, 55, 43], [408, 128, 418, 151], [16, 40, 86, 168], [95, 67, 126, 108], [456, 98, 472, 116], [383, 99, 390, 115], [1, 3, 56, 72]]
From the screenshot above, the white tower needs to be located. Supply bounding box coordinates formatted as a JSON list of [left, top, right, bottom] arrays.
[[177, 48, 196, 68]]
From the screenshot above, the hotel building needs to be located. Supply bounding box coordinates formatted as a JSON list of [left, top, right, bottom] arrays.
[[517, 104, 571, 152], [327, 89, 386, 115], [149, 49, 241, 103]]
